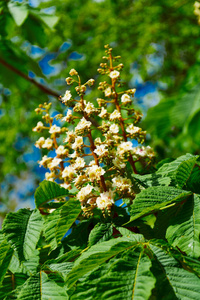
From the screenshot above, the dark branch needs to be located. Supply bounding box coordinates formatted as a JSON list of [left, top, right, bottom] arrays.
[[0, 58, 60, 98]]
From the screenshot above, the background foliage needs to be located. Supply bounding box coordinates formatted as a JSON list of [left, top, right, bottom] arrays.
[[1, 0, 200, 215]]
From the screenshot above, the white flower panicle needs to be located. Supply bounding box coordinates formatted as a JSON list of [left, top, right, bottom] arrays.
[[33, 45, 154, 216]]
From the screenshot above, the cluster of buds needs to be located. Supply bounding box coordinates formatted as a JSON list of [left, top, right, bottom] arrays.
[[33, 45, 154, 217]]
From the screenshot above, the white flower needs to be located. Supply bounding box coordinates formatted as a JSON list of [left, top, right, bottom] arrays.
[[35, 137, 45, 148], [69, 69, 78, 76], [109, 70, 120, 79], [61, 90, 72, 103], [109, 124, 119, 134], [117, 141, 133, 156], [39, 155, 52, 167], [72, 136, 83, 149], [60, 183, 71, 189], [73, 157, 85, 169], [113, 157, 126, 169], [45, 172, 55, 181], [49, 125, 61, 134], [75, 117, 92, 132], [84, 102, 96, 115], [32, 121, 44, 132], [96, 190, 114, 210], [62, 110, 72, 122], [64, 130, 76, 143], [126, 124, 141, 135], [42, 138, 53, 149], [56, 145, 68, 156], [77, 184, 93, 202], [69, 151, 79, 158], [48, 157, 62, 169], [62, 166, 76, 179], [110, 109, 121, 121], [104, 87, 112, 97], [94, 144, 108, 157], [87, 165, 105, 181], [121, 94, 132, 104], [89, 160, 96, 166], [112, 176, 131, 191], [98, 107, 108, 118]]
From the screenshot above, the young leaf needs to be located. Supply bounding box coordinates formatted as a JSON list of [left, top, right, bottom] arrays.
[[166, 194, 200, 258], [128, 186, 192, 223], [66, 237, 139, 288], [56, 199, 81, 243], [2, 209, 43, 261], [35, 180, 69, 209], [17, 271, 68, 300]]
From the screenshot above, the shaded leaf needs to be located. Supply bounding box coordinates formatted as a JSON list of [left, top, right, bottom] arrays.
[[166, 194, 200, 258], [0, 239, 13, 284]]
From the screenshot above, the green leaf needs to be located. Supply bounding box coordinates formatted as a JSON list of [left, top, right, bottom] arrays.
[[66, 237, 139, 288], [8, 2, 28, 26], [17, 272, 68, 299], [176, 156, 198, 188], [2, 209, 43, 261], [9, 250, 39, 276], [56, 199, 81, 243], [133, 173, 171, 188], [0, 272, 28, 299], [128, 186, 192, 223], [35, 180, 69, 209], [88, 223, 113, 247], [166, 194, 200, 258], [96, 247, 155, 300], [0, 239, 13, 284], [43, 208, 61, 252], [149, 242, 200, 299], [157, 153, 198, 180]]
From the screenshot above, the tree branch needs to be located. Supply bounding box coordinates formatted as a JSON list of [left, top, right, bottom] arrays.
[[0, 58, 60, 98]]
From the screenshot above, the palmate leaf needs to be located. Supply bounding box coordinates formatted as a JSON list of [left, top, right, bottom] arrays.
[[0, 239, 13, 284], [43, 208, 61, 251], [176, 156, 198, 188], [71, 246, 155, 300], [35, 180, 69, 209], [17, 272, 68, 300], [166, 194, 200, 258], [149, 241, 200, 299], [2, 209, 43, 261], [132, 173, 171, 188], [66, 237, 140, 288], [127, 186, 192, 223]]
